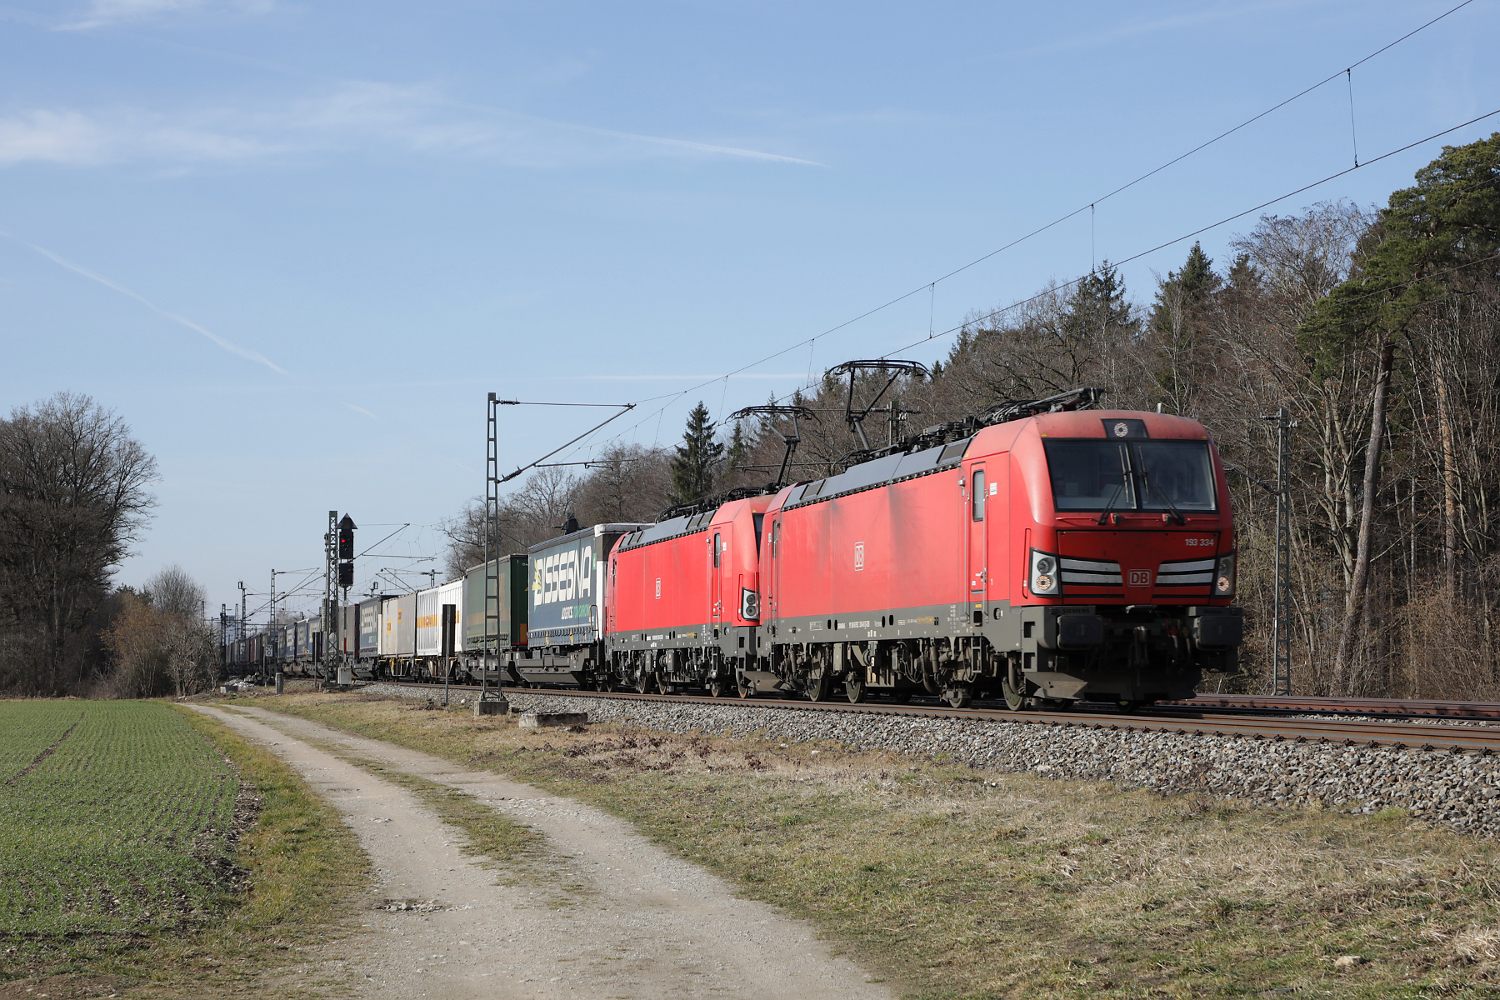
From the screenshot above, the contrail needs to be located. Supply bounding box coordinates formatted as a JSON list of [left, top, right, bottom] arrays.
[[1, 231, 289, 376], [342, 401, 378, 420]]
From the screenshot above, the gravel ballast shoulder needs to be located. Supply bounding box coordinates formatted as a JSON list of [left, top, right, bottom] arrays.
[[361, 684, 1500, 838]]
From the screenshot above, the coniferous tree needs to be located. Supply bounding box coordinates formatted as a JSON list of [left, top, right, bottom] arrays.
[[669, 402, 724, 505]]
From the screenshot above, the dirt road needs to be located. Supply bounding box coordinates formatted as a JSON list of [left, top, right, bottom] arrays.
[[193, 705, 895, 999]]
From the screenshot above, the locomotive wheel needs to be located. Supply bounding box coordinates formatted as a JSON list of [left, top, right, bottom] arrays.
[[655, 674, 674, 695], [845, 676, 866, 704], [807, 671, 833, 702], [944, 685, 973, 709]]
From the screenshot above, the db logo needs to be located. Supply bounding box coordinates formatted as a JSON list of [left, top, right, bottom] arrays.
[[1127, 569, 1152, 587], [654, 578, 661, 599], [853, 542, 865, 571]]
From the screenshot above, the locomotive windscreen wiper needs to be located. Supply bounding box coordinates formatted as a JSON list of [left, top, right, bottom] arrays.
[[1140, 470, 1186, 524], [1095, 481, 1125, 525]]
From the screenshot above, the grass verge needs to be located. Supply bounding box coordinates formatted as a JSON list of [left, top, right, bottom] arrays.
[[0, 702, 371, 998], [263, 690, 1500, 999]]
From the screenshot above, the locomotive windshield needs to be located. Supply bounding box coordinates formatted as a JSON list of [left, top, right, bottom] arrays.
[[1043, 439, 1217, 513]]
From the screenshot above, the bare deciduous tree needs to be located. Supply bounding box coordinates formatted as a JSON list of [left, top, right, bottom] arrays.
[[0, 393, 158, 694]]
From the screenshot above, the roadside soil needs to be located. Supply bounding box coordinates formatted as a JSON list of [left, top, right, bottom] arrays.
[[191, 704, 895, 1000]]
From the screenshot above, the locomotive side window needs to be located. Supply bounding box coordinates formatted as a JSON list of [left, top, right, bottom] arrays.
[[772, 519, 780, 556], [972, 470, 985, 520], [753, 513, 764, 552], [713, 533, 721, 568], [1042, 440, 1216, 512]]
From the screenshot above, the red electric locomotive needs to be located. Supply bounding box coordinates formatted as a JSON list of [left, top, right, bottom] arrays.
[[604, 494, 771, 696], [754, 403, 1242, 708]]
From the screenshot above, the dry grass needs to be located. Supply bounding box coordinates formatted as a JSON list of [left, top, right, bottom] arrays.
[[264, 690, 1500, 998]]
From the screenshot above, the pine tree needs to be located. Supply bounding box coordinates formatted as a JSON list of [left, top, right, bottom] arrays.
[[669, 402, 724, 504], [1060, 261, 1137, 342], [1149, 242, 1220, 337]]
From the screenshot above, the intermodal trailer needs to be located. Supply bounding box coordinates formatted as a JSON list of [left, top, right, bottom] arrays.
[[416, 579, 465, 678], [462, 555, 529, 675], [605, 498, 769, 695], [358, 597, 381, 663], [379, 594, 419, 677], [516, 523, 648, 687]]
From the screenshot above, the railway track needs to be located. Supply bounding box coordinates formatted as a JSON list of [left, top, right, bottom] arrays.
[[1172, 693, 1500, 720], [370, 681, 1500, 754]]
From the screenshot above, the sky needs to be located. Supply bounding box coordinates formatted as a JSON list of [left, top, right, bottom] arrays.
[[1, 0, 1495, 624]]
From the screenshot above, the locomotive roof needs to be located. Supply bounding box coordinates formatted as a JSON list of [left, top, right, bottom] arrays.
[[617, 494, 769, 552], [768, 407, 1211, 513], [1027, 408, 1210, 440]]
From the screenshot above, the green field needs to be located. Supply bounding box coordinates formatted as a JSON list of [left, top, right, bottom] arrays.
[[0, 701, 241, 937]]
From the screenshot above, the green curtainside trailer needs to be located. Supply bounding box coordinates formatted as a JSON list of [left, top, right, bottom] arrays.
[[462, 554, 529, 654]]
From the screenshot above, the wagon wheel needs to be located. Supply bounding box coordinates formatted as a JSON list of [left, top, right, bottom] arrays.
[[737, 674, 754, 698], [708, 678, 725, 698], [1001, 676, 1028, 711], [845, 675, 867, 704], [655, 673, 674, 695], [944, 685, 973, 709], [892, 689, 912, 704]]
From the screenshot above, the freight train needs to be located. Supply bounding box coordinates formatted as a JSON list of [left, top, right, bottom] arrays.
[[226, 391, 1243, 709]]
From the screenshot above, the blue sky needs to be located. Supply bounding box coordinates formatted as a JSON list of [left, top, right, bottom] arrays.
[[1, 0, 1494, 622]]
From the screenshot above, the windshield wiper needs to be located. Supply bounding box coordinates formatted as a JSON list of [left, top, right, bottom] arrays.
[[1095, 481, 1125, 525], [1141, 471, 1186, 525]]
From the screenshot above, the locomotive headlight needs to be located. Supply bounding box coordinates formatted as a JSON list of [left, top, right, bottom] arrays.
[[1215, 553, 1236, 596], [1029, 549, 1062, 596], [740, 588, 760, 620]]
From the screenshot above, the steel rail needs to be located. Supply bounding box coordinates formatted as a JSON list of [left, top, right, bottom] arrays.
[[1172, 694, 1500, 720], [373, 681, 1500, 754]]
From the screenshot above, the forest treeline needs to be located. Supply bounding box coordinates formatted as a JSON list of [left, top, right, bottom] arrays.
[[447, 133, 1500, 700]]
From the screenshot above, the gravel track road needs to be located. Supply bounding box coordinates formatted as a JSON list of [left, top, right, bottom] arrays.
[[192, 705, 894, 1000]]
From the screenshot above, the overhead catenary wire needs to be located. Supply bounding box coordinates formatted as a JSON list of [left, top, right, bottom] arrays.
[[542, 1, 1481, 463], [875, 106, 1500, 367]]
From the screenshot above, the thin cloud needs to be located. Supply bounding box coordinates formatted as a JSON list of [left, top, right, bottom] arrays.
[[997, 0, 1321, 60], [59, 0, 273, 31], [0, 81, 823, 169], [1, 232, 288, 376]]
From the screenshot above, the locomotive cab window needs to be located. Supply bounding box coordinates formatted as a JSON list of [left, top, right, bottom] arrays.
[[972, 470, 985, 520], [1043, 439, 1216, 512]]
